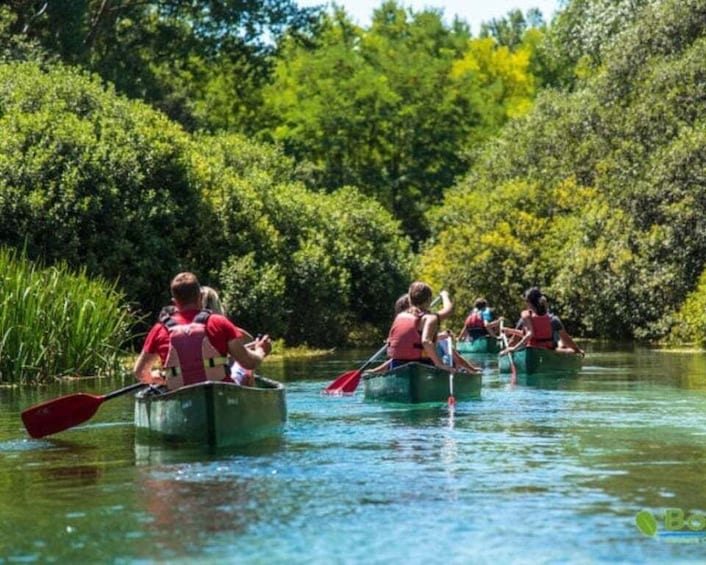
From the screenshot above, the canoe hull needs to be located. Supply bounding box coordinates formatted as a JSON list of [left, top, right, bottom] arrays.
[[363, 362, 481, 403], [498, 347, 581, 375], [456, 336, 501, 355], [134, 377, 286, 448]]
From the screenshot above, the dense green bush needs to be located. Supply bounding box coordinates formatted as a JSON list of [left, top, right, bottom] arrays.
[[190, 133, 413, 346], [0, 61, 209, 318], [0, 62, 413, 349]]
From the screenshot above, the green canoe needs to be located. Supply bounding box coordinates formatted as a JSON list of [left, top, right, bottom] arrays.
[[498, 346, 582, 376], [456, 336, 502, 355], [362, 362, 482, 403], [134, 377, 286, 448]]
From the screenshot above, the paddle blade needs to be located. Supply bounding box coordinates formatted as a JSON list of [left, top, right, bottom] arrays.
[[322, 369, 362, 395], [21, 393, 104, 438]]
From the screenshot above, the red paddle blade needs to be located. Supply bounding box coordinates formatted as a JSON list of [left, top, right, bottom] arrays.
[[21, 393, 104, 438], [323, 369, 362, 395]]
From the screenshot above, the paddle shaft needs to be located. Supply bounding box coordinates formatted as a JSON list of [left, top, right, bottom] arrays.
[[360, 343, 388, 372], [500, 321, 518, 383], [103, 381, 147, 400], [446, 335, 455, 406]]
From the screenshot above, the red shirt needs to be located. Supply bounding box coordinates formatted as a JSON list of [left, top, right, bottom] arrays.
[[142, 309, 245, 363]]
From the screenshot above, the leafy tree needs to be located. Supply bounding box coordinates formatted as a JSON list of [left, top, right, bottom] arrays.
[[418, 0, 706, 343], [540, 0, 657, 89], [0, 6, 45, 63], [4, 0, 321, 131], [0, 61, 210, 318], [263, 2, 542, 244], [0, 61, 412, 347], [669, 269, 706, 347], [420, 176, 590, 332], [450, 36, 536, 143], [189, 132, 413, 346], [480, 8, 543, 50]]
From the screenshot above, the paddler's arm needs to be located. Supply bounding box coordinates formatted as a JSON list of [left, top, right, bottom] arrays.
[[228, 334, 272, 370], [421, 315, 452, 371], [436, 290, 453, 320], [133, 350, 162, 384]]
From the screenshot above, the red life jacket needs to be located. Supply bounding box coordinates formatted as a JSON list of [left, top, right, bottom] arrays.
[[465, 310, 484, 329], [161, 310, 229, 390], [387, 311, 424, 361], [526, 311, 555, 349]]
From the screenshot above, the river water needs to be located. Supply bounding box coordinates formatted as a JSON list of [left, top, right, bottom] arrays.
[[2, 343, 706, 564]]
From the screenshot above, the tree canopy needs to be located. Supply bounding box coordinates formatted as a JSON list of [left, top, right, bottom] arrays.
[[261, 2, 538, 242], [4, 0, 706, 350], [0, 60, 412, 347], [419, 0, 706, 345]]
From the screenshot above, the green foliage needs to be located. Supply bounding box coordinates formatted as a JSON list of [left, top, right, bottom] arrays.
[[261, 2, 540, 244], [480, 8, 544, 50], [451, 36, 536, 138], [0, 7, 45, 63], [419, 0, 706, 343], [11, 0, 706, 350], [0, 61, 411, 348], [0, 247, 131, 384], [539, 0, 657, 89], [4, 0, 322, 131], [420, 177, 588, 330], [189, 133, 413, 346], [669, 268, 706, 347], [0, 61, 209, 317]]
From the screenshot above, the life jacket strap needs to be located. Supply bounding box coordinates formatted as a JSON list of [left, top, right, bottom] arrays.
[[204, 356, 228, 368]]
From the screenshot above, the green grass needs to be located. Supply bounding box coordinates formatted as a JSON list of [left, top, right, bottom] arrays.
[[0, 247, 132, 384]]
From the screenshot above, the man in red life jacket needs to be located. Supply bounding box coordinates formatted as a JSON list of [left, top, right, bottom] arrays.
[[133, 272, 271, 389]]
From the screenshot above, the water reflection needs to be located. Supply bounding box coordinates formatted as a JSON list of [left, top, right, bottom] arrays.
[[3, 345, 706, 562], [134, 437, 285, 466], [508, 373, 583, 390]]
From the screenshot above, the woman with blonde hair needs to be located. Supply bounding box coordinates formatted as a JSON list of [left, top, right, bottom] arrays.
[[200, 286, 224, 314]]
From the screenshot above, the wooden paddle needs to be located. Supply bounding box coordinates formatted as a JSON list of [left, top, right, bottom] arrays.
[[21, 381, 146, 438], [322, 343, 387, 395], [500, 320, 517, 384]]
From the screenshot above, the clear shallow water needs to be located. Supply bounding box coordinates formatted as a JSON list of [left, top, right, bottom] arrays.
[[2, 345, 706, 563]]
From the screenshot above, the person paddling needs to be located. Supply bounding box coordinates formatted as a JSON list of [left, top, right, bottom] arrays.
[[501, 287, 583, 357], [133, 272, 271, 389], [457, 297, 504, 341], [386, 281, 479, 372]]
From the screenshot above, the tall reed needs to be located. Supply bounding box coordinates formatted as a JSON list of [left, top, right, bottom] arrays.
[[0, 248, 132, 384]]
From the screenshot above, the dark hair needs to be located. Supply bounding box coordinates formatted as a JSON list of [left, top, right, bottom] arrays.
[[394, 293, 410, 315], [170, 272, 201, 305], [474, 298, 487, 310], [523, 287, 547, 315], [408, 281, 432, 308]]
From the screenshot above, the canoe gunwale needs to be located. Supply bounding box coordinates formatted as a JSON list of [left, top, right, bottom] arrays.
[[456, 336, 502, 355]]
